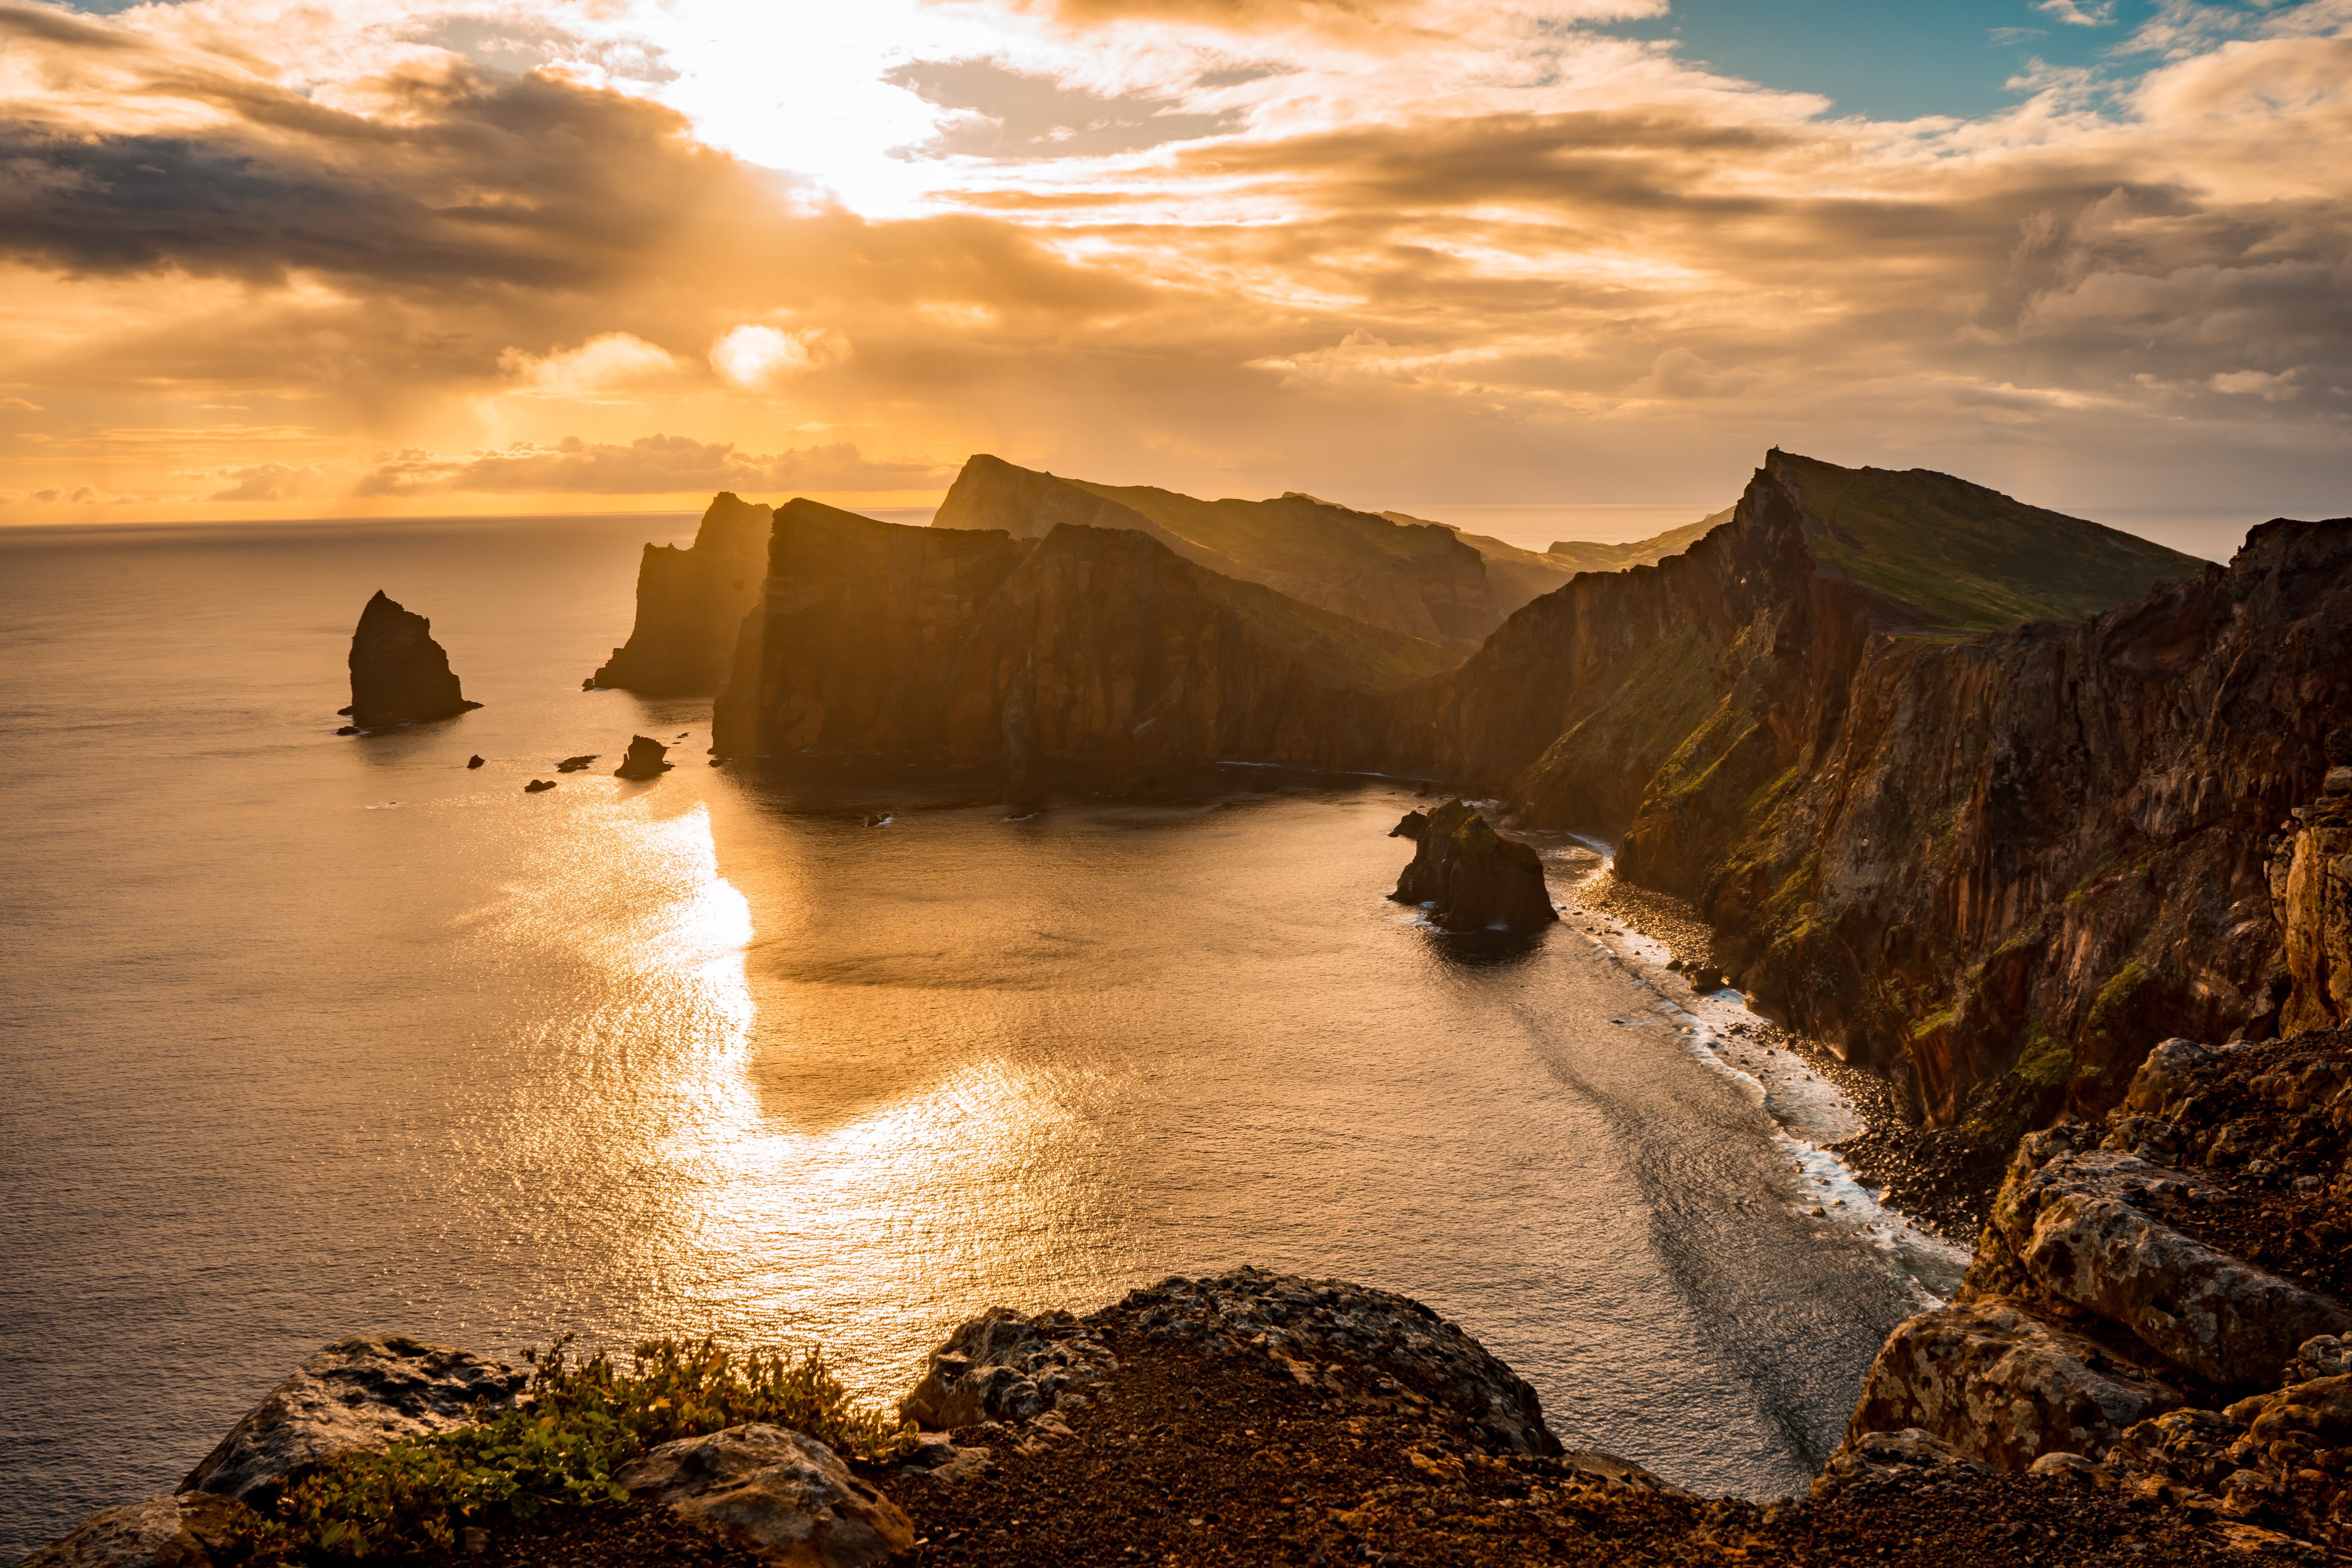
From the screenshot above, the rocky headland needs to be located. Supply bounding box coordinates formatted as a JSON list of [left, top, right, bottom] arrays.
[[1389, 799, 1560, 932], [346, 591, 479, 729], [587, 493, 772, 694]]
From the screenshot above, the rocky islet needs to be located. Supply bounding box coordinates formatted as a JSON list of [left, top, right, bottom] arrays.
[[346, 590, 480, 730]]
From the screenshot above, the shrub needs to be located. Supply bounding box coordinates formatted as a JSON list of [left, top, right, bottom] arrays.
[[235, 1336, 917, 1562]]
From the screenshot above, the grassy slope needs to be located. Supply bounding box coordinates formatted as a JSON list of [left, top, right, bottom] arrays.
[[1188, 568, 1462, 692], [1772, 453, 2204, 632], [1070, 481, 1442, 576]]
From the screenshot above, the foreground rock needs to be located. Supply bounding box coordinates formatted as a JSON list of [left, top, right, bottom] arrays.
[[1839, 1024, 2352, 1555], [347, 590, 480, 728], [179, 1335, 525, 1510], [17, 1494, 258, 1568], [614, 736, 673, 779], [1389, 799, 1558, 933], [615, 1425, 913, 1567]]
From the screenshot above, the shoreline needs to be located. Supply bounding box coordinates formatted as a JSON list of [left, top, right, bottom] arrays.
[[1545, 846, 1990, 1253]]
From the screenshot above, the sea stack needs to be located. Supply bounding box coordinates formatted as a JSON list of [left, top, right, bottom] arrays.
[[346, 591, 479, 728], [614, 736, 674, 779], [1389, 798, 1558, 932]]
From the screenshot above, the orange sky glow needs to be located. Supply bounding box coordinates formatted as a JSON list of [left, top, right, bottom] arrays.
[[0, 0, 2346, 545]]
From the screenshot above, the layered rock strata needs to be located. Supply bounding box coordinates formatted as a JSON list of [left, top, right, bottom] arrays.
[[347, 590, 479, 728], [590, 492, 773, 694], [1841, 1024, 2352, 1554], [1389, 799, 1560, 932]]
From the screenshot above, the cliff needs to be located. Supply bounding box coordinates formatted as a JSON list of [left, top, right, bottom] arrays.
[[937, 454, 1554, 654], [710, 501, 1452, 789], [346, 590, 478, 728], [1371, 452, 2348, 1140], [589, 492, 772, 694], [1389, 799, 1560, 931]]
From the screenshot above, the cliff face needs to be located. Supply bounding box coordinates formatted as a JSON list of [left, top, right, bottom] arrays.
[[347, 590, 478, 727], [2270, 734, 2352, 1036], [1372, 452, 2343, 1131], [589, 492, 772, 693], [934, 454, 1500, 655], [710, 499, 1033, 759], [710, 503, 1446, 785]]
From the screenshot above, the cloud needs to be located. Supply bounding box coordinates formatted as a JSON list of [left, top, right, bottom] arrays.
[[2210, 368, 2302, 400], [499, 333, 688, 395], [0, 397, 42, 411], [709, 326, 846, 390], [2034, 0, 2117, 26], [190, 462, 350, 502], [352, 434, 951, 495]]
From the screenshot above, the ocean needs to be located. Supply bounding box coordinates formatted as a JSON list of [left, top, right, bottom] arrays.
[[0, 513, 1959, 1559]]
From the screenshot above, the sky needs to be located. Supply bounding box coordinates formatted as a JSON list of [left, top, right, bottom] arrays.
[[0, 0, 2345, 547]]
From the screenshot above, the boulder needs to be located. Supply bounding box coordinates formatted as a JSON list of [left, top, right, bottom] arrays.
[[899, 1307, 1118, 1431], [1840, 1296, 2185, 1468], [1387, 798, 1558, 932], [346, 591, 478, 728], [179, 1335, 525, 1510], [555, 755, 597, 773], [615, 736, 674, 779], [614, 1424, 913, 1567], [466, 754, 484, 769], [1978, 1148, 2352, 1391], [18, 1494, 259, 1568], [525, 780, 557, 793], [1811, 1428, 1989, 1503]]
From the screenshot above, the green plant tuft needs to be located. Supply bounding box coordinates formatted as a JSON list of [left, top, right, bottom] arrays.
[[233, 1335, 917, 1563]]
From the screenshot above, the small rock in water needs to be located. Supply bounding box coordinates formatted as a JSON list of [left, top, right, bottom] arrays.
[[555, 754, 597, 773], [614, 736, 675, 779], [525, 780, 557, 793], [337, 706, 353, 716], [336, 725, 360, 736], [466, 755, 484, 770]]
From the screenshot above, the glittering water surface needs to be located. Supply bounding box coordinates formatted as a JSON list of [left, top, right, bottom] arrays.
[[0, 517, 1956, 1558]]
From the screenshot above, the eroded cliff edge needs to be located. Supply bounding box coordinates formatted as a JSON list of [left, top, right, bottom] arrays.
[[589, 492, 772, 694]]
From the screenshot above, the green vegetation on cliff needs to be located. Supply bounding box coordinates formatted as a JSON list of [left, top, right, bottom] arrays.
[[1771, 452, 2203, 633]]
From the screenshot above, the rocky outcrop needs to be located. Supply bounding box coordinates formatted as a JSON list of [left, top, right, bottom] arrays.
[[614, 1425, 913, 1567], [1842, 1297, 2186, 1469], [898, 1308, 1118, 1431], [1839, 1024, 2352, 1553], [590, 492, 773, 693], [1388, 798, 1559, 932], [710, 505, 1450, 787], [17, 1494, 258, 1568], [2270, 731, 2352, 1035], [179, 1335, 525, 1510], [346, 591, 479, 728], [614, 736, 673, 779]]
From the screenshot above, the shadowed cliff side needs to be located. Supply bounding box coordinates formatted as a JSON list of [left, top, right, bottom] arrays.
[[588, 492, 772, 694], [710, 504, 1449, 783], [938, 454, 1514, 654]]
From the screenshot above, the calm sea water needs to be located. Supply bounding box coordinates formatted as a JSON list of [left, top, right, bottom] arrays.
[[0, 516, 1954, 1558]]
